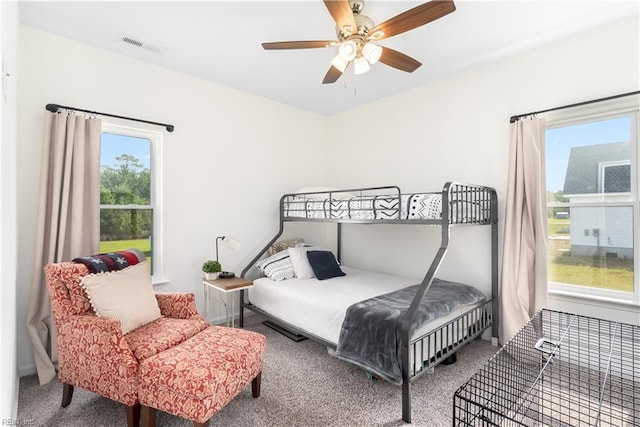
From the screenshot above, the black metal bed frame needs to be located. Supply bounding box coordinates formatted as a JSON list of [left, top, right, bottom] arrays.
[[239, 181, 499, 423]]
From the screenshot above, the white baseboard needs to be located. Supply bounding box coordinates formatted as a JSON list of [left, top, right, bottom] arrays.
[[18, 364, 36, 378]]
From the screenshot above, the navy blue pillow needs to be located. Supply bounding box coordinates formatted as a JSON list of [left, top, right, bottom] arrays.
[[306, 250, 346, 280]]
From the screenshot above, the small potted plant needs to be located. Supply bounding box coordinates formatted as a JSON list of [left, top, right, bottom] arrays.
[[202, 260, 222, 280]]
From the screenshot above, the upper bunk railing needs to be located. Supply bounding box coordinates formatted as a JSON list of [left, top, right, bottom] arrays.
[[280, 182, 497, 226], [241, 181, 498, 282]]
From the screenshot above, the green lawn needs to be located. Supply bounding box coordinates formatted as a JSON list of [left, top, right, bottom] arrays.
[[547, 226, 633, 292], [547, 217, 570, 236], [100, 238, 150, 254]]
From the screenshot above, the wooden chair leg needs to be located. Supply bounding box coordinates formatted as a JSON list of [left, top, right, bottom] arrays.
[[252, 372, 262, 398], [193, 422, 209, 427], [127, 403, 141, 427], [141, 405, 156, 427], [61, 383, 74, 407]]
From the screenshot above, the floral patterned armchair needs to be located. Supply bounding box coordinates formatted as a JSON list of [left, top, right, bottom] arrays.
[[44, 261, 265, 427]]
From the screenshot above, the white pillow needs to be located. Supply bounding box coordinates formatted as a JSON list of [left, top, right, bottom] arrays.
[[256, 251, 295, 281], [288, 246, 316, 279], [80, 261, 161, 334]]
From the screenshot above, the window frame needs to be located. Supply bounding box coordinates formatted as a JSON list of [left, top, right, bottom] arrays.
[[545, 107, 639, 306], [100, 122, 166, 284]]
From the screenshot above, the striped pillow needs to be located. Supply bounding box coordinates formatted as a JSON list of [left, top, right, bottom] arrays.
[[256, 251, 295, 281]]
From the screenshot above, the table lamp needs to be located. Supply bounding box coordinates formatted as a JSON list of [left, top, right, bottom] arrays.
[[216, 235, 240, 278]]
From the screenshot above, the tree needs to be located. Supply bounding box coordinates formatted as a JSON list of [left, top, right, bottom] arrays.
[[100, 154, 151, 240]]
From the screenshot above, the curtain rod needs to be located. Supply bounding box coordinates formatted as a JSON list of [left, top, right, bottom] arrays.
[[45, 103, 174, 132], [509, 90, 640, 123]]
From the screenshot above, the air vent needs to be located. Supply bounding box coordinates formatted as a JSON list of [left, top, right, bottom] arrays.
[[121, 36, 144, 47], [120, 35, 166, 54]]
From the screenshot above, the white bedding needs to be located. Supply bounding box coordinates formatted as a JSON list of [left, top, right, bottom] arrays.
[[248, 266, 483, 346], [282, 193, 489, 222]]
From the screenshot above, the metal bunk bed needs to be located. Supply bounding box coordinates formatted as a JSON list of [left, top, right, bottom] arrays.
[[239, 181, 499, 423]]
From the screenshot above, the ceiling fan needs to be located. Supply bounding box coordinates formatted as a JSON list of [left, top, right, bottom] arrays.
[[262, 0, 456, 84]]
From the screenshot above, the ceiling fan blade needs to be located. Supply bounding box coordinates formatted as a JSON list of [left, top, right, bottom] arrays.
[[322, 65, 343, 84], [369, 0, 456, 40], [262, 41, 337, 50], [323, 0, 357, 34], [379, 47, 422, 73]]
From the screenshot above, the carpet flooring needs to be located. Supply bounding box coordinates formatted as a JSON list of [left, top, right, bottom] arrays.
[[17, 314, 497, 426]]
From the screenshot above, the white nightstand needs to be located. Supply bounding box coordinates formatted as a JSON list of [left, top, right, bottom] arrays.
[[202, 276, 253, 327]]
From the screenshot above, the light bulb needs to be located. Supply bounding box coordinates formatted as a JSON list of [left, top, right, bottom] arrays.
[[353, 56, 371, 75], [362, 42, 382, 64], [338, 40, 357, 61]]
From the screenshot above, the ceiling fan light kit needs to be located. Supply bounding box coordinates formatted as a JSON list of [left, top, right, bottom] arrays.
[[338, 40, 358, 61], [262, 0, 456, 84], [353, 56, 371, 75], [362, 42, 382, 64], [331, 54, 349, 73]]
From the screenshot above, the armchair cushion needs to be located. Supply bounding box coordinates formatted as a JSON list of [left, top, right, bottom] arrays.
[[125, 317, 209, 361], [81, 262, 161, 334]]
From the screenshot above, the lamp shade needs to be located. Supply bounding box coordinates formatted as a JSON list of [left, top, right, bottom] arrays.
[[215, 235, 240, 262], [222, 236, 240, 250], [362, 42, 382, 64], [353, 56, 371, 75], [338, 40, 357, 61], [330, 54, 349, 73]]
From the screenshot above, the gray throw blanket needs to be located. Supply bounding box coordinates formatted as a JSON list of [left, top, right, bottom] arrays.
[[335, 279, 486, 385]]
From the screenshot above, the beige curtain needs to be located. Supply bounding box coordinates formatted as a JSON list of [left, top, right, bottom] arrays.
[[499, 117, 548, 344], [26, 111, 102, 384]]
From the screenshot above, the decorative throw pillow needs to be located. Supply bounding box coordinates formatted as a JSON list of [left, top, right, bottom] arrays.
[[256, 251, 295, 281], [267, 238, 304, 256], [80, 261, 161, 334], [287, 246, 316, 279], [306, 250, 346, 281]]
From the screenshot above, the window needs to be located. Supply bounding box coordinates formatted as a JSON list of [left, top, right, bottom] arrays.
[[546, 113, 637, 301], [100, 123, 163, 280], [601, 161, 630, 193]]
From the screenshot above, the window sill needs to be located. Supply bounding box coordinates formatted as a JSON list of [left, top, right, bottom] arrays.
[[152, 277, 169, 286], [548, 288, 640, 308]]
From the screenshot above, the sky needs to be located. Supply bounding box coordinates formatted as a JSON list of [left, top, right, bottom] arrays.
[[100, 132, 151, 169], [545, 116, 632, 192]]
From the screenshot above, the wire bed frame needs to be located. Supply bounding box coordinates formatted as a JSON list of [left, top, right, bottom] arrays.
[[239, 181, 499, 423], [454, 309, 640, 426]]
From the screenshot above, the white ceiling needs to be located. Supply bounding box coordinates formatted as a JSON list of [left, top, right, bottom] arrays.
[[19, 1, 639, 116]]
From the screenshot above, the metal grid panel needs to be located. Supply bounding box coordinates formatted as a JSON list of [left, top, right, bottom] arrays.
[[453, 309, 639, 426]]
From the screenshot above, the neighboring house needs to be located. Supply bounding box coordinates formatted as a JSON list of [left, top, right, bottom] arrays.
[[563, 141, 632, 258]]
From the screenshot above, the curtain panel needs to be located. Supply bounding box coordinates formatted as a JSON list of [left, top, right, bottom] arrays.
[[499, 117, 548, 344], [26, 111, 101, 384]]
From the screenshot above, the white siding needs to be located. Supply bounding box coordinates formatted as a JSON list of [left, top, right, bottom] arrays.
[[570, 206, 633, 249]]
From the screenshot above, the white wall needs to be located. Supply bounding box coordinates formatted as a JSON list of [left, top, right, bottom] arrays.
[[326, 16, 640, 322], [15, 15, 640, 377], [16, 26, 328, 376], [1, 0, 19, 419]]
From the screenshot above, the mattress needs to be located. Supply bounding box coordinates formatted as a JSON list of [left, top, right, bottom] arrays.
[[248, 266, 484, 346], [282, 192, 488, 222]]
